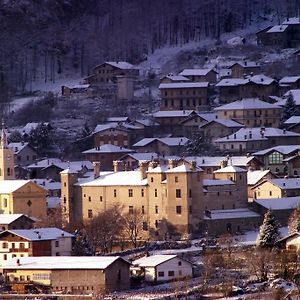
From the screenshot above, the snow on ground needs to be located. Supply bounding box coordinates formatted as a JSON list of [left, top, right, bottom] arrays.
[[8, 96, 41, 112]]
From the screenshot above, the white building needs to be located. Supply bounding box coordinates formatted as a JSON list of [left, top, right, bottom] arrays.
[[132, 254, 193, 282]]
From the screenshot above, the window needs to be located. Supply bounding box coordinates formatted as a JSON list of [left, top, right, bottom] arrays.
[[151, 177, 154, 182], [20, 276, 25, 281], [176, 206, 182, 214], [19, 243, 25, 249], [114, 189, 117, 197], [189, 205, 192, 214], [155, 220, 159, 228], [179, 270, 182, 276], [88, 209, 93, 218], [143, 222, 148, 231], [158, 271, 164, 277], [168, 271, 175, 277], [7, 168, 10, 176], [11, 243, 15, 249], [178, 261, 182, 266], [268, 152, 283, 165], [3, 198, 7, 208], [63, 197, 66, 204], [176, 189, 181, 198], [55, 241, 59, 247], [141, 189, 144, 197], [3, 254, 7, 260], [2, 242, 8, 249], [175, 176, 178, 183], [155, 205, 158, 214], [128, 189, 133, 197], [100, 196, 103, 202], [142, 206, 145, 214], [154, 189, 158, 197], [129, 206, 134, 214], [269, 191, 272, 196], [117, 270, 121, 280], [26, 276, 30, 281], [88, 196, 91, 202], [189, 189, 192, 198]]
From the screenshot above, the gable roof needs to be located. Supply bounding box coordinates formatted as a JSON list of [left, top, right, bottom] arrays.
[[120, 152, 158, 162], [0, 228, 73, 241], [279, 76, 300, 85], [247, 170, 271, 185], [0, 214, 35, 225], [231, 61, 260, 68], [268, 178, 300, 189], [214, 98, 281, 110], [133, 255, 179, 267], [82, 144, 133, 154], [133, 137, 189, 147], [159, 82, 209, 89], [152, 110, 195, 118], [255, 197, 300, 211], [3, 256, 129, 270], [214, 165, 247, 173], [253, 145, 300, 156], [0, 180, 32, 194], [199, 118, 244, 128], [179, 68, 215, 76], [161, 75, 190, 82], [267, 25, 289, 33]]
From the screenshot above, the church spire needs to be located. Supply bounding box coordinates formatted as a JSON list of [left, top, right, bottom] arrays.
[[0, 120, 8, 149]]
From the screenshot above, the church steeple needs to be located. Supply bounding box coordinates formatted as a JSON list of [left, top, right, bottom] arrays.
[[0, 121, 15, 180]]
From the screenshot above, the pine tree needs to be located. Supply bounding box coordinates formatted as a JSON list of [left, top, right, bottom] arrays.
[[288, 204, 300, 234], [282, 92, 297, 123], [256, 209, 281, 248]]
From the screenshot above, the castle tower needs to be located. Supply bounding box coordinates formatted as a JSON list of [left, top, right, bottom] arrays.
[[0, 122, 15, 180], [60, 168, 79, 226]]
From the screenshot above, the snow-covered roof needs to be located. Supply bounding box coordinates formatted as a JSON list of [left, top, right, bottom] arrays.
[[216, 127, 300, 143], [21, 122, 50, 135], [216, 78, 246, 87], [214, 98, 281, 110], [1, 228, 73, 241], [93, 123, 127, 134], [121, 152, 158, 161], [0, 180, 31, 194], [216, 75, 275, 87], [104, 61, 135, 70], [152, 110, 195, 118], [133, 255, 178, 267], [267, 25, 289, 33], [27, 159, 93, 172], [283, 17, 300, 25], [279, 76, 300, 84], [255, 197, 300, 210], [132, 119, 159, 127], [8, 142, 30, 154], [185, 156, 255, 167], [159, 82, 209, 89], [204, 208, 260, 220], [214, 165, 247, 173], [203, 179, 234, 186], [248, 74, 275, 85], [165, 164, 195, 173], [269, 178, 300, 189], [179, 68, 214, 76], [3, 256, 128, 270], [32, 179, 61, 191], [133, 137, 189, 147], [231, 61, 260, 68], [200, 119, 244, 128], [284, 116, 300, 125], [0, 214, 33, 225], [162, 75, 190, 82], [107, 117, 130, 122], [79, 171, 148, 186], [147, 165, 169, 174], [82, 144, 133, 154], [277, 90, 300, 106], [253, 145, 300, 156], [247, 170, 271, 185], [197, 113, 218, 122]]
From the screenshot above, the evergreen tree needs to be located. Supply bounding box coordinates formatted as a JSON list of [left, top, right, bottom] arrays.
[[256, 209, 281, 248], [288, 204, 300, 234], [282, 92, 297, 123]]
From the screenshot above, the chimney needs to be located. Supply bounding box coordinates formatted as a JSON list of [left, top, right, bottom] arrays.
[[189, 160, 197, 171], [220, 159, 228, 169], [93, 161, 101, 178], [249, 130, 252, 139], [61, 232, 65, 237], [148, 161, 158, 170], [113, 160, 124, 172], [168, 159, 177, 169], [283, 128, 286, 134], [139, 161, 147, 180]]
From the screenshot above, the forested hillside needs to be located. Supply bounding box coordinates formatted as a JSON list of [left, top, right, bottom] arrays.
[[0, 0, 299, 99]]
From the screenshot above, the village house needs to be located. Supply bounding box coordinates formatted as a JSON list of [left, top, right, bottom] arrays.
[[276, 89, 300, 115], [253, 145, 300, 176], [0, 228, 73, 265], [84, 61, 139, 84], [160, 74, 190, 84], [178, 68, 217, 83], [279, 76, 300, 93], [131, 254, 194, 282], [0, 214, 36, 231], [230, 61, 261, 78], [277, 232, 300, 251], [199, 119, 244, 143], [247, 169, 275, 198], [91, 122, 142, 148], [284, 116, 300, 130], [3, 256, 130, 293], [61, 84, 92, 97], [214, 98, 282, 128], [159, 82, 209, 111], [120, 152, 159, 170], [128, 119, 160, 138], [216, 75, 278, 103], [17, 122, 52, 139], [82, 144, 134, 170], [252, 178, 300, 199], [27, 158, 93, 181], [8, 142, 39, 167], [215, 127, 300, 154], [253, 196, 300, 227], [132, 137, 189, 157]]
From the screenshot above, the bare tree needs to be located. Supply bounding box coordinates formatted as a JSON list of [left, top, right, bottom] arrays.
[[123, 208, 145, 248]]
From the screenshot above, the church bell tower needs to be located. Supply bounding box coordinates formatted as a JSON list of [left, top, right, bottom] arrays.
[[0, 122, 15, 180]]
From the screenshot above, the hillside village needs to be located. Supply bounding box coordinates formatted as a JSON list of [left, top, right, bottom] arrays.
[[2, 9, 300, 300]]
